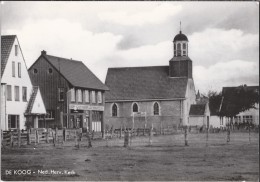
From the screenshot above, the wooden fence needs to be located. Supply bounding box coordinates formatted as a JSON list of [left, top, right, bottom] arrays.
[[1, 128, 87, 148]]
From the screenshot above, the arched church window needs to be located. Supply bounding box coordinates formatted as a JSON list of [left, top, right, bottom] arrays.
[[133, 103, 138, 112], [112, 103, 118, 117], [153, 102, 159, 115]]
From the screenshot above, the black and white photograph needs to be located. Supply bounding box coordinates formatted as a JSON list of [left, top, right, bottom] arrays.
[[0, 1, 259, 181]]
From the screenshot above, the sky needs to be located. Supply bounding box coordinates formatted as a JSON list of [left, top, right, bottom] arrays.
[[1, 1, 259, 94]]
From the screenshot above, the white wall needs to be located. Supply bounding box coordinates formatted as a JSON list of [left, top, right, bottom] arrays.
[[31, 88, 46, 114], [183, 78, 196, 126], [1, 37, 33, 130]]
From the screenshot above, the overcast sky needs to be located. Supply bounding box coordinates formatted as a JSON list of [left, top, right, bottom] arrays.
[[1, 1, 259, 94]]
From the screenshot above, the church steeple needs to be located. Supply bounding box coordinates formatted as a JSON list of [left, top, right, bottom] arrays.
[[169, 23, 192, 78], [173, 22, 189, 57]]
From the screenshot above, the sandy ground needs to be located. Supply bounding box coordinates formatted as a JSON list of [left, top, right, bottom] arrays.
[[1, 132, 259, 181]]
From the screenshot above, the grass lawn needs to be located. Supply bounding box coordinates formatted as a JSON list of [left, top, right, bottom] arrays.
[[1, 132, 259, 181]]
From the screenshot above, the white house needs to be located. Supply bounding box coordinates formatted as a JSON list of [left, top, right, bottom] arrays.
[[1, 35, 46, 130]]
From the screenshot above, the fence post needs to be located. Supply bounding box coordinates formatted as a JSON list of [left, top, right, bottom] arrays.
[[54, 127, 58, 146], [184, 126, 188, 146], [226, 126, 230, 143], [124, 130, 130, 147], [46, 129, 49, 143], [120, 126, 122, 139], [18, 129, 21, 147], [149, 127, 152, 146], [160, 121, 162, 135], [10, 131, 13, 147], [87, 130, 92, 148], [63, 128, 66, 142], [206, 126, 209, 147], [27, 129, 31, 145], [36, 130, 39, 144], [248, 125, 251, 143]]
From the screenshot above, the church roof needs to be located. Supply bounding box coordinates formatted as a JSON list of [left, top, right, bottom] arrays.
[[189, 104, 206, 116], [173, 31, 188, 42], [1, 35, 16, 76], [105, 66, 189, 101]]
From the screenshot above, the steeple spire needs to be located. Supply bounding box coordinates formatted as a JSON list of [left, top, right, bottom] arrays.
[[180, 21, 182, 34]]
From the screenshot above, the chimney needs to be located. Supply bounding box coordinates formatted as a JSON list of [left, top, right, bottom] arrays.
[[41, 50, 47, 55]]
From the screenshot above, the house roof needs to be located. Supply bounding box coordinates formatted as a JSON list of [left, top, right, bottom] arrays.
[[25, 86, 39, 115], [31, 52, 109, 91], [1, 35, 16, 76], [222, 86, 259, 95], [105, 66, 189, 101], [189, 104, 206, 116]]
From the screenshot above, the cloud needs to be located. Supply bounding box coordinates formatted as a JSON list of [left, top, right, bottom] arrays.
[[189, 28, 259, 67], [98, 3, 182, 26], [3, 19, 123, 68], [194, 60, 259, 94]]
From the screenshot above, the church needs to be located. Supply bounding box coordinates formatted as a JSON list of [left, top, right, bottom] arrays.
[[104, 30, 197, 130]]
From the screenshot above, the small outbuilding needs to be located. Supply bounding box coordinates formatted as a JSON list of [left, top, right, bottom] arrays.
[[189, 103, 210, 128]]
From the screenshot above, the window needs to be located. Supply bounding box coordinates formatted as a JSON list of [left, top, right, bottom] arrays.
[[12, 61, 15, 77], [58, 88, 65, 101], [15, 45, 18, 56], [183, 51, 186, 56], [8, 115, 20, 129], [133, 103, 138, 112], [85, 90, 89, 103], [18, 63, 21, 78], [112, 103, 118, 117], [22, 87, 27, 102], [33, 69, 38, 74], [48, 68, 53, 74], [174, 43, 176, 50], [46, 110, 55, 119], [153, 102, 159, 115], [70, 88, 75, 102], [15, 86, 19, 101], [7, 85, 12, 101], [92, 91, 96, 103], [177, 43, 181, 56], [243, 115, 253, 123], [77, 89, 82, 103], [183, 43, 186, 49], [177, 43, 181, 50], [97, 91, 102, 103]]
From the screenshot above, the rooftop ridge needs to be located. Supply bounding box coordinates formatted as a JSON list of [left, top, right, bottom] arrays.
[[45, 54, 83, 63], [108, 65, 169, 70]]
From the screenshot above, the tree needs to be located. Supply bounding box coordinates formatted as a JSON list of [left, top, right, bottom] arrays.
[[219, 85, 259, 118], [207, 90, 222, 116]]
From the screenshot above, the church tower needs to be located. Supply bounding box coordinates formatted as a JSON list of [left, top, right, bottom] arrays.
[[169, 23, 192, 78]]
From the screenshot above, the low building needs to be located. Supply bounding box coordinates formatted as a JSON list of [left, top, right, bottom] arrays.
[[28, 51, 109, 133], [104, 30, 197, 130], [189, 103, 210, 127], [1, 35, 46, 130]]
